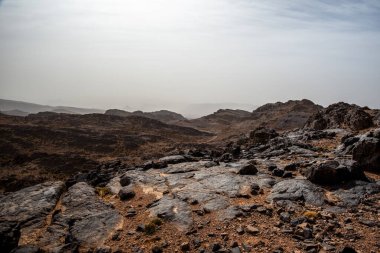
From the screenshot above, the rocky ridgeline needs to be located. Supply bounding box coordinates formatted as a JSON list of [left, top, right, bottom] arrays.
[[1, 126, 379, 253], [305, 102, 374, 131]]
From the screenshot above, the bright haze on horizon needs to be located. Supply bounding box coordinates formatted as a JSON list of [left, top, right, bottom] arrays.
[[0, 0, 380, 114]]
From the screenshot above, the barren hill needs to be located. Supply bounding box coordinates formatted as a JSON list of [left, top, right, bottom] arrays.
[[177, 99, 323, 142], [105, 109, 186, 123]]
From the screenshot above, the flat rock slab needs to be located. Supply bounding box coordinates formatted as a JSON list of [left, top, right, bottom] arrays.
[[119, 162, 278, 231], [331, 180, 380, 207], [148, 196, 192, 231], [35, 182, 123, 252], [0, 181, 65, 228], [0, 181, 65, 252], [268, 179, 326, 206]]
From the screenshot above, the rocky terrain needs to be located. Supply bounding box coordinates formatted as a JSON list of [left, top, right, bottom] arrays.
[[1, 100, 380, 253], [305, 103, 374, 131]]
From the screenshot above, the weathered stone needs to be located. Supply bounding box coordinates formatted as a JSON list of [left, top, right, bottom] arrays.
[[126, 208, 137, 217], [0, 222, 20, 253], [279, 212, 291, 223], [0, 181, 65, 253], [159, 155, 186, 164], [180, 241, 190, 252], [211, 243, 221, 252], [237, 164, 258, 175], [204, 161, 219, 168], [152, 246, 163, 253], [340, 246, 358, 253], [36, 182, 123, 252], [272, 168, 284, 177], [352, 132, 380, 172], [203, 198, 229, 213], [9, 245, 41, 253], [95, 246, 111, 253], [268, 179, 326, 206], [305, 160, 366, 185], [236, 226, 244, 235], [148, 196, 192, 232], [282, 171, 293, 178], [267, 164, 277, 171], [218, 206, 243, 222], [332, 181, 380, 207], [118, 187, 136, 201], [219, 153, 233, 162], [120, 175, 132, 186], [136, 224, 145, 232], [250, 183, 261, 195], [245, 225, 259, 235], [230, 247, 241, 253], [106, 177, 122, 195], [283, 163, 299, 171]]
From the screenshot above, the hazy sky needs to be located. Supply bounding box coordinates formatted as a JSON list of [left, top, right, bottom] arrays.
[[0, 0, 380, 111]]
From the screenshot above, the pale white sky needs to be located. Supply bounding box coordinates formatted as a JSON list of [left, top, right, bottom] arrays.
[[0, 0, 380, 111]]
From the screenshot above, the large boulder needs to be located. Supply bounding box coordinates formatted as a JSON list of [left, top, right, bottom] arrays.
[[336, 129, 380, 172], [268, 179, 326, 206], [304, 160, 366, 185], [237, 163, 258, 175], [352, 129, 380, 172]]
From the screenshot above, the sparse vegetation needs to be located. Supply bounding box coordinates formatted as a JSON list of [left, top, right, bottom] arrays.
[[144, 222, 157, 235], [144, 218, 163, 235], [95, 187, 111, 197], [150, 217, 163, 226]]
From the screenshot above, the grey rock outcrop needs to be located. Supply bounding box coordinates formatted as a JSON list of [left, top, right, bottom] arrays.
[[148, 196, 192, 231], [268, 179, 326, 206], [115, 161, 278, 230], [336, 128, 380, 172], [306, 102, 373, 131], [35, 182, 122, 252], [332, 181, 380, 207], [304, 160, 366, 185], [352, 130, 380, 172], [0, 181, 65, 253]]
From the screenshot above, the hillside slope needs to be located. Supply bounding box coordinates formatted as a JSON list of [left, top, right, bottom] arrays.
[[0, 112, 211, 191]]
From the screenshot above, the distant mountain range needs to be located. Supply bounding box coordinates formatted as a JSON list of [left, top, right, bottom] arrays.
[[3, 99, 378, 139], [0, 99, 258, 120], [0, 99, 105, 115]]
